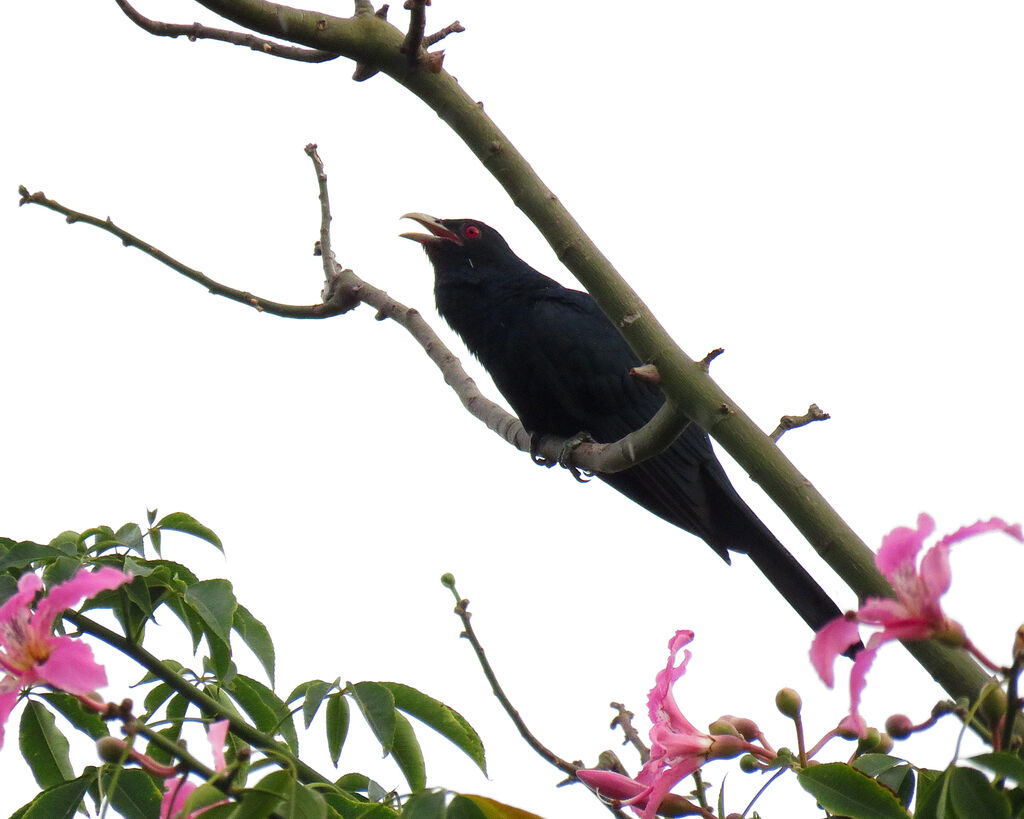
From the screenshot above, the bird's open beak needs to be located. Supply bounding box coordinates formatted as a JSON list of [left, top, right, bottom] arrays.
[[400, 213, 461, 245]]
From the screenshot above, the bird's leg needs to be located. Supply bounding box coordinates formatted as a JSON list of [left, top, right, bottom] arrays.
[[558, 431, 595, 483]]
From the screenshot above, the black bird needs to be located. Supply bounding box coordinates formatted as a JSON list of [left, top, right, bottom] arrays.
[[402, 213, 847, 636]]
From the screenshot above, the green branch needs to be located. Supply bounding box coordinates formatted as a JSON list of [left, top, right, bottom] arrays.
[[64, 611, 335, 789], [117, 0, 996, 714]]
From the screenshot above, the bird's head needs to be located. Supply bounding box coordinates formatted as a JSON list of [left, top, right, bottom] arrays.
[[400, 213, 515, 272]]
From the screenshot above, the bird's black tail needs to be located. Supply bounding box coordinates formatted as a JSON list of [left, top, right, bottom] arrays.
[[703, 477, 850, 636]]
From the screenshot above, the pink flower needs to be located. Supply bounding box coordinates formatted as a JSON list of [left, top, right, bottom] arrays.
[[578, 630, 751, 819], [0, 566, 132, 748], [161, 720, 230, 819], [811, 514, 1023, 736]]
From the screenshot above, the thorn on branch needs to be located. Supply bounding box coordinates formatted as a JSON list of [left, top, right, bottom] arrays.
[[629, 363, 660, 385], [700, 347, 725, 371], [770, 403, 831, 442], [399, 0, 462, 72]]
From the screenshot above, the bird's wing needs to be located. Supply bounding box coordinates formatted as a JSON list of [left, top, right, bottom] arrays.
[[492, 288, 728, 551]]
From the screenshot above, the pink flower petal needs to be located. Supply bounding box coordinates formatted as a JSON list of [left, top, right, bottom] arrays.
[[934, 517, 1024, 550], [0, 688, 20, 750], [34, 567, 132, 635], [876, 514, 934, 580], [647, 630, 695, 730], [207, 720, 230, 772], [810, 617, 861, 687], [576, 769, 649, 803], [0, 573, 43, 633], [855, 597, 912, 625], [161, 776, 197, 819], [37, 637, 107, 694], [638, 757, 702, 819]]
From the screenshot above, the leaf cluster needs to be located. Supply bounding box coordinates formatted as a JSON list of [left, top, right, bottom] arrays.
[[0, 514, 520, 819]]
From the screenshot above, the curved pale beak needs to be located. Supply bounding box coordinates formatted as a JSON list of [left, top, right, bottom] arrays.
[[400, 212, 461, 245]]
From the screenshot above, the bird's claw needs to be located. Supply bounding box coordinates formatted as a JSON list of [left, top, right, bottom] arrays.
[[530, 433, 557, 468], [559, 431, 595, 483], [529, 431, 595, 482]]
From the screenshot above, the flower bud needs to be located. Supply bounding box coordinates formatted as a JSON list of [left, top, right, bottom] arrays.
[[775, 688, 802, 719], [856, 727, 882, 753], [719, 715, 759, 740], [979, 688, 1008, 729], [708, 719, 742, 738], [708, 733, 747, 761], [875, 732, 894, 754], [739, 753, 762, 773], [884, 714, 914, 739], [836, 722, 861, 740], [96, 736, 129, 763], [440, 573, 456, 588]]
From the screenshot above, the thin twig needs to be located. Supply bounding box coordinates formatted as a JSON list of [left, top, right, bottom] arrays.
[[114, 0, 341, 63], [400, 0, 428, 64], [17, 186, 353, 319], [609, 702, 649, 762], [769, 403, 831, 442], [424, 20, 465, 48], [19, 152, 691, 476], [451, 596, 578, 777]]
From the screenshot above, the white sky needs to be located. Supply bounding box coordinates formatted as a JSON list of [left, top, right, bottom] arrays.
[[3, 2, 1023, 817]]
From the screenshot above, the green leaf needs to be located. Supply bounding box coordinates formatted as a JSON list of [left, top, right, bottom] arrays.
[[114, 522, 145, 554], [877, 763, 916, 809], [227, 674, 299, 753], [0, 542, 67, 573], [155, 512, 223, 553], [853, 753, 908, 778], [450, 795, 547, 819], [142, 681, 175, 718], [146, 693, 190, 765], [322, 790, 399, 819], [349, 682, 395, 755], [401, 790, 446, 819], [326, 694, 350, 766], [184, 578, 237, 646], [19, 701, 74, 789], [390, 711, 426, 791], [289, 784, 328, 819], [797, 762, 911, 819], [972, 752, 1024, 785], [949, 766, 1010, 819], [205, 631, 236, 682], [379, 682, 485, 774], [300, 680, 334, 728], [232, 769, 293, 818], [102, 768, 164, 819], [914, 767, 951, 819], [39, 692, 109, 740], [233, 603, 276, 687], [49, 532, 79, 556], [13, 770, 96, 819], [179, 783, 231, 817]]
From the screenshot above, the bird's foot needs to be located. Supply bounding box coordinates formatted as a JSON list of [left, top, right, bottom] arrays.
[[559, 431, 595, 483], [530, 432, 595, 482], [530, 433, 557, 468]]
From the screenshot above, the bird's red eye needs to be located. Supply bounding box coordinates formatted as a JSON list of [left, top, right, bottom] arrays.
[[464, 225, 481, 239]]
